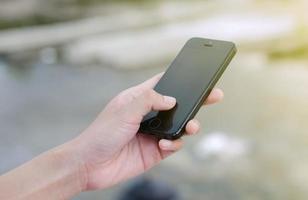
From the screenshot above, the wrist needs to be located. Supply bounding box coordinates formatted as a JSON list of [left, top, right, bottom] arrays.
[[52, 139, 89, 193], [0, 139, 89, 200]]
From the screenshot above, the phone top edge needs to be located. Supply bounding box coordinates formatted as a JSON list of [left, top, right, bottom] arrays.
[[187, 37, 237, 46]]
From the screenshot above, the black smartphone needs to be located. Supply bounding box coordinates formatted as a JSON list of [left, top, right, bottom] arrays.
[[139, 37, 236, 140]]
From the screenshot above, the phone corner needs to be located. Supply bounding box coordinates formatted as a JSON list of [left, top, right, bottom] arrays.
[[167, 129, 185, 140], [231, 43, 238, 52]]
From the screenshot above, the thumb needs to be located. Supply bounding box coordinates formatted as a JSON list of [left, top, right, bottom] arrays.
[[127, 89, 176, 118]]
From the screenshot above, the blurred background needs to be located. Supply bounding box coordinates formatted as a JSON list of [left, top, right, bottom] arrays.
[[1, 0, 308, 199]]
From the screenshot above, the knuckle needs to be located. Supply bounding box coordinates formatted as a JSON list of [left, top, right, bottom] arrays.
[[113, 94, 127, 109], [139, 89, 153, 102], [141, 89, 155, 110], [143, 89, 154, 98], [113, 89, 133, 109]]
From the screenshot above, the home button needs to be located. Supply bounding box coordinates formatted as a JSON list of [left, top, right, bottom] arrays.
[[149, 118, 161, 129]]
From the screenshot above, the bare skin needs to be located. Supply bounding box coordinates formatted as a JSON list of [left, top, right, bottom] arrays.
[[0, 72, 224, 200]]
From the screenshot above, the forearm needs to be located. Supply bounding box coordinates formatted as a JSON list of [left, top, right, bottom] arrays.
[[0, 141, 87, 200]]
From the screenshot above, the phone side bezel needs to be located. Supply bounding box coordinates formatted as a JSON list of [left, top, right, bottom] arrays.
[[168, 43, 237, 140]]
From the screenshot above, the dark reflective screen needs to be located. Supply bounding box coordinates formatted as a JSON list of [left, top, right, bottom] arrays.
[[140, 38, 235, 136]]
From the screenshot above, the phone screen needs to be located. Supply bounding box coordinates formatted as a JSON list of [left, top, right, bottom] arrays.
[[140, 38, 235, 137]]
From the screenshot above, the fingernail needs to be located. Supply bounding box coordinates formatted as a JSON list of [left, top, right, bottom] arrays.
[[214, 88, 224, 100], [164, 96, 176, 106], [160, 140, 173, 149]]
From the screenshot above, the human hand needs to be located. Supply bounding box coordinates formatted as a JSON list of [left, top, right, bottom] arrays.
[[72, 72, 224, 190]]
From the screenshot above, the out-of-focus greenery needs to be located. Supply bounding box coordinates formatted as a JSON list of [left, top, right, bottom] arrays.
[[268, 27, 308, 60], [0, 16, 70, 30], [70, 0, 149, 5]]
